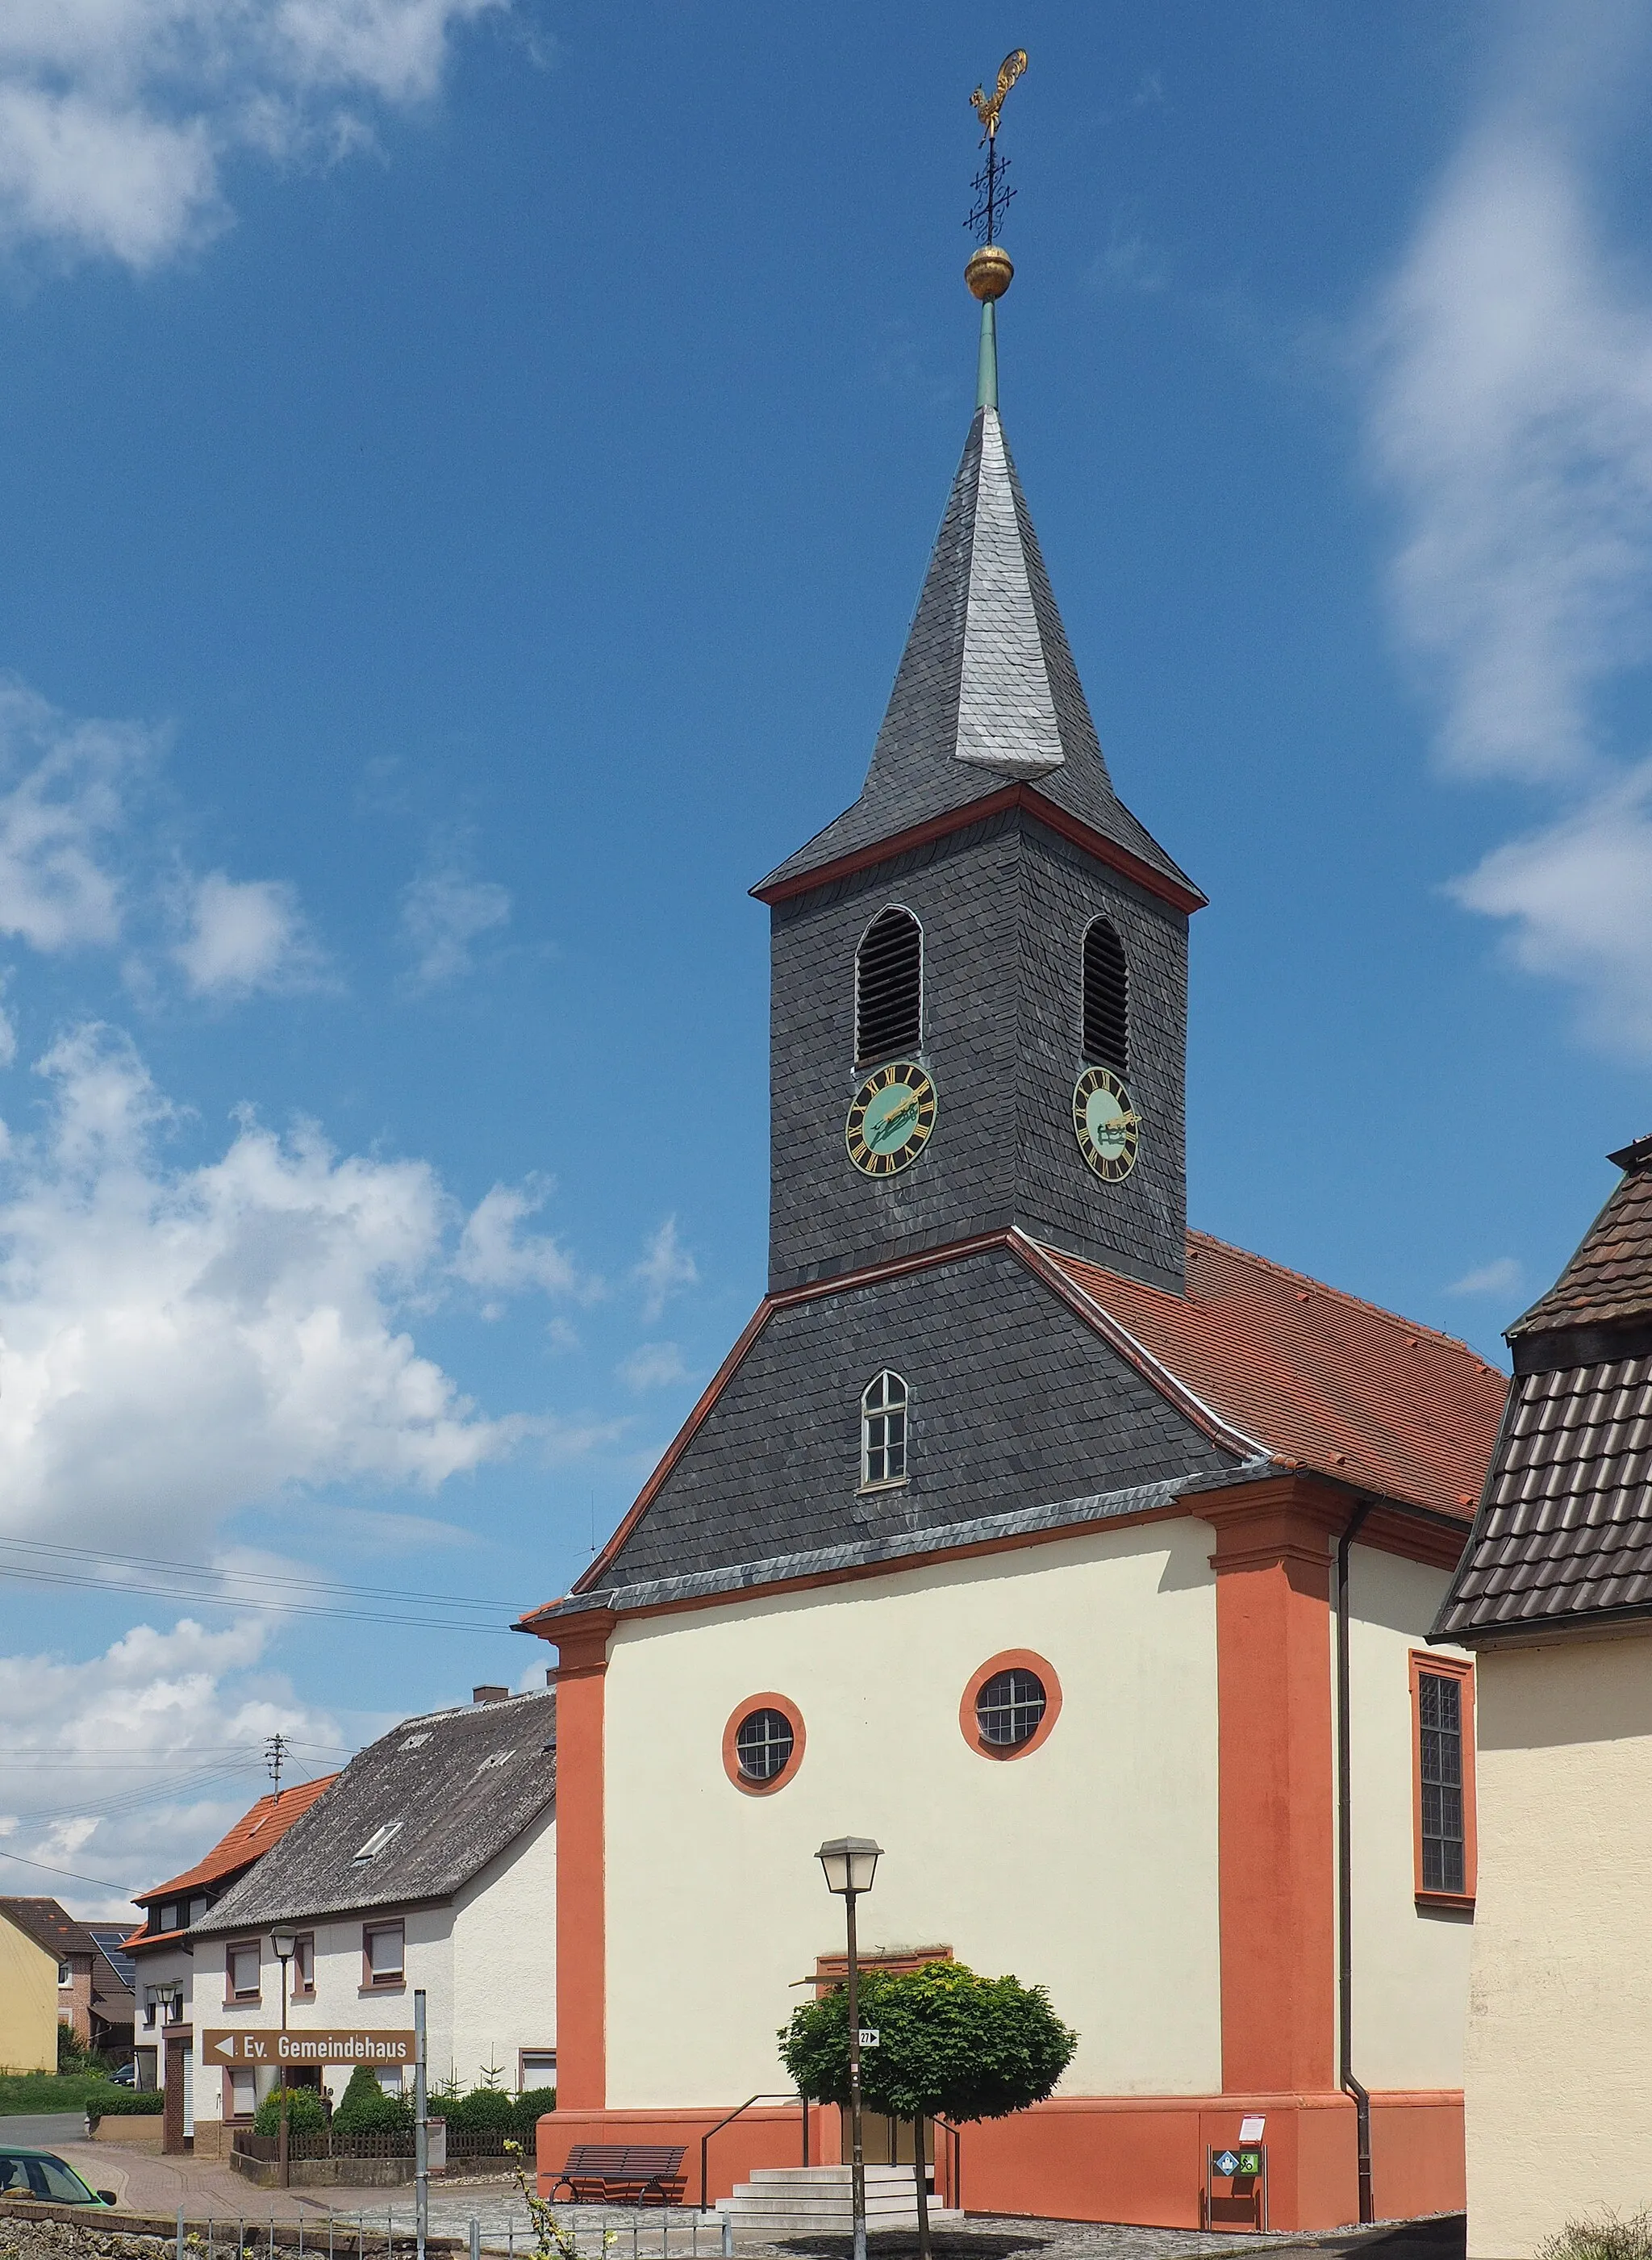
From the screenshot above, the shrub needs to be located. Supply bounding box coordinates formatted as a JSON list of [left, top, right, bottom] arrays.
[[1537, 2219, 1652, 2260], [333, 2064, 413, 2135], [513, 2088, 557, 2145], [252, 2086, 327, 2137], [440, 2087, 516, 2136], [86, 2089, 165, 2119]]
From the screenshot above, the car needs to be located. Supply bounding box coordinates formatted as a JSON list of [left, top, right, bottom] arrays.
[[0, 2149, 118, 2208], [111, 2062, 137, 2088]]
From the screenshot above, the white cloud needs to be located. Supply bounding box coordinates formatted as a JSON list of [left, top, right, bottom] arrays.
[[0, 1021, 558, 1550], [399, 864, 511, 988], [0, 677, 144, 952], [0, 0, 506, 271], [454, 1180, 579, 1305], [173, 871, 326, 998], [0, 1613, 340, 1917], [1447, 1255, 1525, 1298], [619, 1341, 686, 1393], [632, 1216, 696, 1324], [1365, 13, 1652, 1050]]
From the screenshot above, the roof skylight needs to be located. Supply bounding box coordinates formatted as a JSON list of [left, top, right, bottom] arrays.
[[351, 1821, 404, 1865]]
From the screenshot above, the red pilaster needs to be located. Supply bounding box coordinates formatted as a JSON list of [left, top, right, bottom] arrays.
[[545, 1608, 615, 2110], [1204, 1479, 1344, 2095]]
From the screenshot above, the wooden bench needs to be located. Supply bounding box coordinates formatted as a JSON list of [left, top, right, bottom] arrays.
[[549, 2145, 688, 2207]]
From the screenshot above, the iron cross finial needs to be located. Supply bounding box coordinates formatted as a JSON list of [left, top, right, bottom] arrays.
[[970, 50, 1027, 143]]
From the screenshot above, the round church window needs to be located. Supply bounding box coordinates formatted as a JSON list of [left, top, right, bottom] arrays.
[[975, 1669, 1046, 1748], [735, 1708, 795, 1781], [723, 1693, 806, 1795]]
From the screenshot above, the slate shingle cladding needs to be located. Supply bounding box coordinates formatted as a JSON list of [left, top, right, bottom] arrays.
[[196, 1690, 557, 1929], [1435, 1133, 1652, 1644], [757, 409, 1194, 900], [586, 1242, 1237, 1598], [769, 813, 1188, 1293]]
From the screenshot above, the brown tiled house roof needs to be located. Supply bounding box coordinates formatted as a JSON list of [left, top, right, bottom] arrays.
[[1044, 1232, 1508, 1519], [123, 1774, 338, 1949], [1435, 1134, 1652, 1644], [0, 1898, 99, 1960]]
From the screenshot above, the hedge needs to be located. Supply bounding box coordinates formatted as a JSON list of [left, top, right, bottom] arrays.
[[86, 2090, 165, 2120]]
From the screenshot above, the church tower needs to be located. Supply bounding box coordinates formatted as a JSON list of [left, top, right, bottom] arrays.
[[753, 237, 1202, 1297]]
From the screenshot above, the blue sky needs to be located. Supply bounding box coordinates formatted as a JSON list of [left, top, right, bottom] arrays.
[[2, 0, 1651, 1914]]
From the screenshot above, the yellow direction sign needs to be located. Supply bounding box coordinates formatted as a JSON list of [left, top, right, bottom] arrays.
[[203, 2029, 416, 2068]]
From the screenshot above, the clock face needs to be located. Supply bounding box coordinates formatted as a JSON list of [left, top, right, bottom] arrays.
[[846, 1061, 937, 1177], [1073, 1066, 1140, 1182]]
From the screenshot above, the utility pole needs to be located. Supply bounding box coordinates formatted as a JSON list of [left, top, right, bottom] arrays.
[[415, 1989, 429, 2260], [265, 1732, 288, 1798]]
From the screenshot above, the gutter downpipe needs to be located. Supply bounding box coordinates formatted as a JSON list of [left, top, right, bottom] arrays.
[[1336, 1499, 1375, 2226]]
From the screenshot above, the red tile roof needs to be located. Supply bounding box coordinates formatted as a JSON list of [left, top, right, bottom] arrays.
[[1041, 1231, 1508, 1519], [123, 1775, 337, 1945]]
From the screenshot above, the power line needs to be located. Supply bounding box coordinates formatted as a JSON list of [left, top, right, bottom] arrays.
[[0, 1844, 140, 1894], [0, 1535, 517, 1610], [0, 1559, 522, 1635]]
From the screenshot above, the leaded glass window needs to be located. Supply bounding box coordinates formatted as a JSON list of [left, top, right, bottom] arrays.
[[734, 1708, 795, 1782], [975, 1668, 1047, 1748], [1419, 1671, 1465, 1894]]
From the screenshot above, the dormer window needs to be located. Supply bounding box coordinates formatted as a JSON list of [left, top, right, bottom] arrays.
[[1082, 917, 1128, 1075], [856, 909, 922, 1066], [351, 1821, 403, 1865], [861, 1371, 908, 1489]]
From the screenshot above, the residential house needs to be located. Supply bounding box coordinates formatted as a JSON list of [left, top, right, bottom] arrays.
[[180, 1686, 555, 2153], [124, 1771, 336, 2138], [515, 260, 1508, 2232], [0, 1899, 113, 2072], [1434, 1130, 1652, 2258]]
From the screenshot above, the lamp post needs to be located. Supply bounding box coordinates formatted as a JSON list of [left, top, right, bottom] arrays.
[[816, 1838, 882, 2260], [271, 1929, 297, 2191]]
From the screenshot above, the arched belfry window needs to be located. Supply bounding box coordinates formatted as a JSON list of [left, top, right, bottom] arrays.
[[856, 909, 922, 1066], [1082, 917, 1128, 1076], [861, 1371, 908, 1489]]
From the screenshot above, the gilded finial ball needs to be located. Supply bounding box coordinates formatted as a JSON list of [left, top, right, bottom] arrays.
[[966, 244, 1014, 302]]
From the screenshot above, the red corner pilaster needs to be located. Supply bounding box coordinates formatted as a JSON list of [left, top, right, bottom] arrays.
[[543, 1607, 615, 2110], [1203, 1479, 1344, 2096]]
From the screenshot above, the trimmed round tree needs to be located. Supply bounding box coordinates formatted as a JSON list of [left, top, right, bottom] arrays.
[[779, 1961, 1076, 2259]]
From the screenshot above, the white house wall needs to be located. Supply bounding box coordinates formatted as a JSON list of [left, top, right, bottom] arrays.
[[1466, 1628, 1652, 2260], [601, 1519, 1223, 2110], [450, 1807, 557, 2091], [1345, 1544, 1474, 2091]]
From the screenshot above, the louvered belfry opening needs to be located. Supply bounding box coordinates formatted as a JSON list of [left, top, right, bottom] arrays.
[[856, 908, 923, 1065], [1083, 918, 1128, 1074]]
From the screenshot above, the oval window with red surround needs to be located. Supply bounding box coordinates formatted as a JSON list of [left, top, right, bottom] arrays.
[[723, 1693, 807, 1796], [960, 1651, 1062, 1760]]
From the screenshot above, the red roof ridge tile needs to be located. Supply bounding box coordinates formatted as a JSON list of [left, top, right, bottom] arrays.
[[1186, 1230, 1503, 1374], [131, 1772, 339, 1908]]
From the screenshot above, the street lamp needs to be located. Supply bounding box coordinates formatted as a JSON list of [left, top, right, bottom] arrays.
[[816, 1839, 882, 2260], [271, 1929, 297, 2191]]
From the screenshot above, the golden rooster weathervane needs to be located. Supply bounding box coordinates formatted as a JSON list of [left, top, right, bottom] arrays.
[[970, 49, 1028, 144]]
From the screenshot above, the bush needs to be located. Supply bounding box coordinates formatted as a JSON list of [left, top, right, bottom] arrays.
[[513, 2089, 557, 2145], [252, 2087, 327, 2137], [86, 2089, 164, 2120], [58, 2024, 102, 2077], [1537, 2219, 1652, 2260], [440, 2087, 516, 2136], [333, 2064, 413, 2135]]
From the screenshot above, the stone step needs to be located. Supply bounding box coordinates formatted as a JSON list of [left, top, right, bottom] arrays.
[[740, 2168, 928, 2188], [724, 2212, 964, 2239]]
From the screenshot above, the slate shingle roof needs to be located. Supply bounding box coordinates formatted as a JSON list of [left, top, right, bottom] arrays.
[[1435, 1133, 1652, 1644], [757, 407, 1197, 901], [1043, 1234, 1506, 1518], [195, 1691, 555, 1930]]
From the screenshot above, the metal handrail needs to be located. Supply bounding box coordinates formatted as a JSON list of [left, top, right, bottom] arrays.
[[697, 2093, 804, 2212]]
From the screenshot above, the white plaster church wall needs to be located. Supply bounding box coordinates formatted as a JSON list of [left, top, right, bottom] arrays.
[[600, 1517, 1222, 2109], [1345, 1545, 1473, 2091]]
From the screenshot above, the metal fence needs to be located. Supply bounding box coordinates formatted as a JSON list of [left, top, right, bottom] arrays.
[[172, 2203, 730, 2260], [232, 2133, 527, 2164]]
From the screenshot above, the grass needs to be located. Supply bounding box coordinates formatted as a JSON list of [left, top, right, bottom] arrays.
[[0, 2070, 121, 2116], [1537, 2217, 1652, 2260]]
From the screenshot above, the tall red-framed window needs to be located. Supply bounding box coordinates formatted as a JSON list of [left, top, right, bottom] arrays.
[[1410, 1652, 1475, 1909]]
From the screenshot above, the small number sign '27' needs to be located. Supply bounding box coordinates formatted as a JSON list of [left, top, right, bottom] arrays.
[[857, 2028, 880, 2048]]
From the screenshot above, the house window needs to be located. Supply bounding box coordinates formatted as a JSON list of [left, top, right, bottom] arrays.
[[352, 1821, 403, 1865], [189, 1896, 209, 1927], [734, 1709, 795, 1783], [1082, 918, 1128, 1075], [293, 1934, 315, 1999], [976, 1669, 1047, 1748], [363, 1922, 405, 1989], [57, 1961, 71, 1988], [226, 1940, 261, 2003], [855, 909, 922, 1066], [519, 2050, 557, 2092], [861, 1371, 907, 1488], [227, 2069, 257, 2121], [158, 1903, 179, 1935], [1411, 1652, 1476, 1904], [144, 1985, 182, 2028]]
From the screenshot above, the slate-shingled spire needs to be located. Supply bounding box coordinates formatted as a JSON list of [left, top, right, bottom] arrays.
[[758, 269, 1196, 902]]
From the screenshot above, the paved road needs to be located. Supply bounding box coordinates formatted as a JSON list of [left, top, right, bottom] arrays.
[[0, 2116, 94, 2149]]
